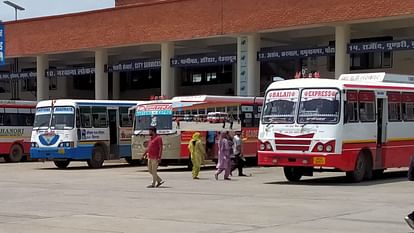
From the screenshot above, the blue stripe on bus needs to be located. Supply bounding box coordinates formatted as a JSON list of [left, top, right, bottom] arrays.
[[30, 146, 93, 160]]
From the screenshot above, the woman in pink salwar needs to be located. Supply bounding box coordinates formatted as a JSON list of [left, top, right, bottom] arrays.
[[215, 131, 233, 180]]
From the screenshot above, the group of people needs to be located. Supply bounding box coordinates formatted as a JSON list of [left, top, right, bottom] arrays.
[[142, 127, 247, 188], [189, 130, 247, 180]]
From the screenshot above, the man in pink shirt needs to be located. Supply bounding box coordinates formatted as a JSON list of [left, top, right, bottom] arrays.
[[143, 127, 164, 188]]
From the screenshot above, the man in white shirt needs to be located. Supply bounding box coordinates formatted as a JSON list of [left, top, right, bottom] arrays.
[[231, 131, 246, 176]]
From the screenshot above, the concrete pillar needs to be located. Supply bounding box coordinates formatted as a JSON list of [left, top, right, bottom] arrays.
[[112, 71, 120, 100], [161, 42, 175, 98], [95, 49, 108, 100], [36, 55, 49, 101], [237, 34, 260, 96], [335, 25, 350, 79]]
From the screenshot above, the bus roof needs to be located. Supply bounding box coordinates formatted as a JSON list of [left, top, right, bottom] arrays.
[[130, 95, 264, 112], [0, 100, 37, 108], [172, 95, 263, 105], [266, 73, 414, 92], [36, 99, 145, 108]]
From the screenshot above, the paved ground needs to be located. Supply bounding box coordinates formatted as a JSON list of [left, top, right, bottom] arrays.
[[0, 160, 413, 233]]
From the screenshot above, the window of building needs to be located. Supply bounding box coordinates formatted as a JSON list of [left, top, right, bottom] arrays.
[[49, 76, 57, 90], [0, 79, 10, 93], [22, 79, 36, 92], [192, 73, 202, 83], [328, 36, 393, 71], [181, 65, 232, 86], [73, 74, 95, 90], [120, 69, 161, 91]]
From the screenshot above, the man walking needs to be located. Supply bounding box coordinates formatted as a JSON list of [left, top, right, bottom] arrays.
[[231, 131, 247, 176], [143, 127, 164, 188]]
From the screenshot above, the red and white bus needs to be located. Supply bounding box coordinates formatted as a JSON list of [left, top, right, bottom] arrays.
[[0, 100, 36, 162], [130, 95, 263, 166], [259, 73, 414, 182]]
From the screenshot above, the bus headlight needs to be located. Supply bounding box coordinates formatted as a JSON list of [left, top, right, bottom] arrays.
[[31, 142, 39, 148], [317, 144, 324, 152], [58, 142, 74, 148], [325, 145, 333, 152], [259, 143, 266, 151]]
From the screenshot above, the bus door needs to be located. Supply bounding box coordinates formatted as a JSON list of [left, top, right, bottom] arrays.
[[108, 109, 119, 158], [375, 96, 387, 169]]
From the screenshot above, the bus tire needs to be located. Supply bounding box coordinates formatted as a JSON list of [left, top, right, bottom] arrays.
[[125, 157, 142, 166], [346, 152, 368, 182], [54, 160, 70, 169], [283, 167, 303, 182], [87, 146, 105, 169], [5, 144, 23, 163]]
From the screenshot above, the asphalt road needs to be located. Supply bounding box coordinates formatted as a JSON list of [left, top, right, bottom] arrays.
[[0, 160, 412, 233]]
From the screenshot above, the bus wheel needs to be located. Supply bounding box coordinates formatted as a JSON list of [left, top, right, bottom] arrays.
[[54, 160, 70, 169], [346, 153, 368, 182], [87, 146, 105, 169], [283, 167, 303, 182], [125, 157, 142, 166], [5, 144, 23, 163]]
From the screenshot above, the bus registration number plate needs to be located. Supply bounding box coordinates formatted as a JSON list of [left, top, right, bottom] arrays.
[[58, 148, 65, 154], [313, 157, 325, 165]]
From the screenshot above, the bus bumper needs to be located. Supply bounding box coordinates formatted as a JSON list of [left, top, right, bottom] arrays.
[[258, 151, 356, 172], [30, 147, 92, 160]]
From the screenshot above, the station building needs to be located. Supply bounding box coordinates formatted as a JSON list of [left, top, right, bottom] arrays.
[[1, 0, 414, 101]]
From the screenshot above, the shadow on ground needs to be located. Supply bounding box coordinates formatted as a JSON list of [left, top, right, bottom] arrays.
[[265, 170, 409, 186]]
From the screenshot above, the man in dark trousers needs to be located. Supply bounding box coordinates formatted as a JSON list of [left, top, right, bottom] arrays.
[[231, 131, 247, 176], [143, 127, 164, 188]]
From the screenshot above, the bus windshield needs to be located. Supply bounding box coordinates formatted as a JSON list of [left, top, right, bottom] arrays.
[[33, 106, 75, 129], [34, 107, 51, 129], [51, 107, 75, 129], [262, 89, 299, 124], [298, 89, 340, 124], [134, 104, 173, 131]]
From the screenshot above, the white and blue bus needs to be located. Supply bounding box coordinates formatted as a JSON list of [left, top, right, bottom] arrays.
[[30, 99, 144, 168]]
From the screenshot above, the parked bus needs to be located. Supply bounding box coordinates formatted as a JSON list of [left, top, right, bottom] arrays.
[[130, 95, 263, 167], [258, 72, 414, 182], [0, 100, 36, 162], [30, 99, 144, 168]]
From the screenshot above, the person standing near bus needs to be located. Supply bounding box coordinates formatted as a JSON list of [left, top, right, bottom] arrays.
[[231, 131, 247, 176], [188, 132, 206, 179], [143, 127, 164, 188], [215, 131, 232, 180]]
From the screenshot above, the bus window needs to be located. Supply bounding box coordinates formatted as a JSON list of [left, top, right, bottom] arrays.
[[344, 91, 358, 123], [388, 92, 402, 122], [119, 107, 132, 127], [0, 110, 3, 126], [80, 107, 92, 128], [358, 91, 375, 122], [92, 107, 107, 128], [402, 92, 414, 121]]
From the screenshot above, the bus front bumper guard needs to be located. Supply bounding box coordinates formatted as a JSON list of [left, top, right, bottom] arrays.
[[258, 151, 356, 172]]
